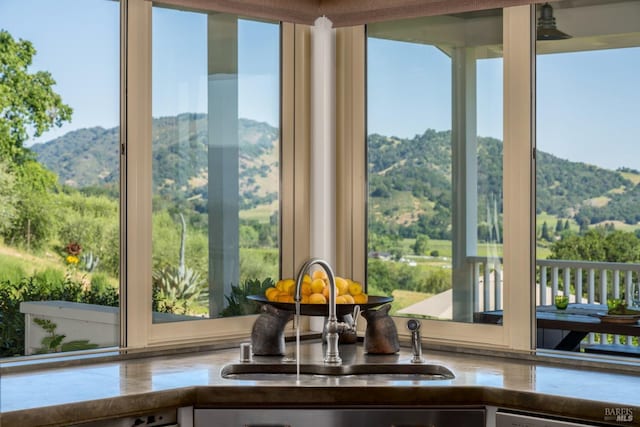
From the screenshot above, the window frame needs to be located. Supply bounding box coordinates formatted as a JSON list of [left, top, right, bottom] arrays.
[[123, 0, 303, 349], [122, 1, 535, 351], [345, 5, 535, 351]]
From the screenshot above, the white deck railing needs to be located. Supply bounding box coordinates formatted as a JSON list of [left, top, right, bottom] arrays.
[[469, 256, 640, 349]]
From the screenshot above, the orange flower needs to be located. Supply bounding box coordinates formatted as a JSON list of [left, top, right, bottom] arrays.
[[66, 242, 82, 256]]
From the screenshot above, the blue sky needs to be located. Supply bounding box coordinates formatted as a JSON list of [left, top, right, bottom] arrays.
[[367, 38, 504, 141], [0, 0, 280, 144], [151, 7, 280, 125], [537, 48, 640, 169], [1, 0, 639, 171], [0, 0, 120, 144]]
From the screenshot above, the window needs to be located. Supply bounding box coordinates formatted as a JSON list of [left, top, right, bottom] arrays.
[[535, 0, 640, 355], [0, 0, 120, 357], [150, 6, 281, 323], [367, 10, 504, 324]]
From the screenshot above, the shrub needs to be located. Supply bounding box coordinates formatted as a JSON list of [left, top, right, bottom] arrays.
[[90, 273, 111, 294], [33, 268, 65, 286], [221, 277, 274, 317], [152, 265, 207, 315]]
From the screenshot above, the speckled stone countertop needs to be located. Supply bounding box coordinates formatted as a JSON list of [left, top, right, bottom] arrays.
[[2, 341, 640, 426]]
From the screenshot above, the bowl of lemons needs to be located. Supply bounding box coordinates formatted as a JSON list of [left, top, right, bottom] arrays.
[[248, 271, 392, 316]]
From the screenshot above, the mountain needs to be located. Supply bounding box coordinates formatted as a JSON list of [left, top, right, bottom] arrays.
[[32, 126, 120, 188], [31, 114, 280, 209], [32, 117, 640, 229], [368, 130, 640, 238]]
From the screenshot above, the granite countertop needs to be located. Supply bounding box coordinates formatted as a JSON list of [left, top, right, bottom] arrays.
[[2, 341, 640, 426]]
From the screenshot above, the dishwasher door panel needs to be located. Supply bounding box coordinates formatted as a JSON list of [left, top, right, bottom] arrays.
[[195, 408, 485, 427]]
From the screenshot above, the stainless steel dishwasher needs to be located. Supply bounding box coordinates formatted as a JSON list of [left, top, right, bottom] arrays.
[[194, 408, 485, 427]]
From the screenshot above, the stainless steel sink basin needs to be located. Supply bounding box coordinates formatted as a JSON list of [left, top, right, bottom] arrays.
[[220, 363, 454, 380]]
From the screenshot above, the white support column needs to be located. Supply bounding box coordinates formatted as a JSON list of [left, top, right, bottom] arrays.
[[451, 47, 478, 322], [309, 17, 336, 268], [207, 14, 239, 317]]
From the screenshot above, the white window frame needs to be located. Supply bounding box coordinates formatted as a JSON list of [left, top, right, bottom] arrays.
[[122, 0, 304, 349], [121, 0, 535, 351], [342, 5, 536, 351]]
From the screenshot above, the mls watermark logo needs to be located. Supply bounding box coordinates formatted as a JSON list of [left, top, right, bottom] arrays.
[[604, 407, 633, 423]]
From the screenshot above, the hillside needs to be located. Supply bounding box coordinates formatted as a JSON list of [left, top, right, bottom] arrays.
[[32, 126, 120, 188], [32, 117, 640, 231], [368, 130, 639, 239], [32, 114, 279, 210]]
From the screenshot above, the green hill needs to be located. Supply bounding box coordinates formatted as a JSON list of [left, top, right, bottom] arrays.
[[31, 114, 279, 211], [31, 126, 120, 188], [368, 130, 639, 239], [32, 118, 640, 232]]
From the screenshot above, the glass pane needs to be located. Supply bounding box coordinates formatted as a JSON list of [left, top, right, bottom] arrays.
[[367, 10, 503, 323], [535, 1, 640, 354], [0, 0, 120, 357], [151, 7, 280, 321]]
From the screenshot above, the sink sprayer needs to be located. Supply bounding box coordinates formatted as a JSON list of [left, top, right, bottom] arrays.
[[407, 319, 425, 364]]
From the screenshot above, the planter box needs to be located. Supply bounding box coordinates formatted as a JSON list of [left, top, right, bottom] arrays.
[[20, 301, 119, 355]]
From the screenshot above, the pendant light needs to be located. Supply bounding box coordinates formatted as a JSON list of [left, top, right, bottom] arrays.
[[537, 3, 571, 41]]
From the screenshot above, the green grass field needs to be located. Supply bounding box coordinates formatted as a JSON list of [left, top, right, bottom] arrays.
[[400, 236, 554, 262], [620, 171, 640, 186], [239, 201, 278, 222], [0, 242, 120, 287], [389, 289, 431, 315]]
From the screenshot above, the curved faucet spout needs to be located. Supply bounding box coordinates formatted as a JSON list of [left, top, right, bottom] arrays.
[[294, 258, 344, 364]]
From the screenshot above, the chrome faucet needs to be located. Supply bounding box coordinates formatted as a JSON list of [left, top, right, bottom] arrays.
[[294, 258, 349, 364]]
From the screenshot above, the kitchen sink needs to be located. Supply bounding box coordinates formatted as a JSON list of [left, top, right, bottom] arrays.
[[220, 362, 454, 380]]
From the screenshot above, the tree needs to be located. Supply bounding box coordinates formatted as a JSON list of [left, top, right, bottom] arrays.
[[541, 221, 552, 241], [555, 219, 563, 233], [412, 234, 429, 256], [0, 30, 72, 164], [0, 160, 17, 234], [577, 216, 590, 233], [550, 228, 640, 263], [3, 161, 58, 249]]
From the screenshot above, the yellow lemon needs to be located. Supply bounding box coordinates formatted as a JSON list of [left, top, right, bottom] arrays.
[[353, 293, 368, 304], [284, 280, 297, 296], [348, 281, 363, 296], [342, 294, 355, 304], [322, 286, 331, 299], [300, 282, 312, 296], [303, 274, 312, 284], [312, 270, 327, 280], [278, 279, 293, 295], [277, 293, 294, 303], [309, 293, 327, 304], [265, 287, 279, 301], [335, 277, 349, 296], [300, 294, 310, 304], [310, 278, 326, 294], [336, 295, 347, 304]]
